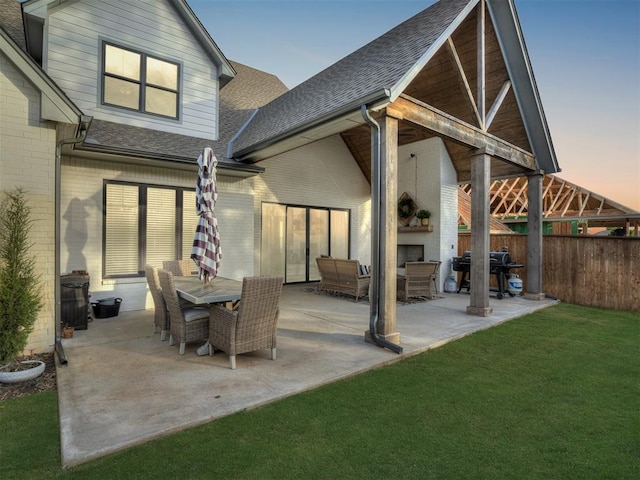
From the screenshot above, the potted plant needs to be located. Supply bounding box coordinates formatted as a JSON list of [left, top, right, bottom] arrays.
[[416, 209, 431, 226], [0, 189, 44, 383]]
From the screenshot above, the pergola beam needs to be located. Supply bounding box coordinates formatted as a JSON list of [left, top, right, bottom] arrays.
[[390, 95, 536, 171]]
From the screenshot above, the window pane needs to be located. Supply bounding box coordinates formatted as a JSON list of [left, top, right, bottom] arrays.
[[105, 44, 140, 80], [105, 184, 139, 275], [261, 203, 286, 276], [182, 190, 199, 272], [286, 207, 307, 282], [147, 57, 178, 90], [145, 87, 177, 117], [104, 77, 140, 109], [146, 188, 176, 268], [309, 209, 329, 281], [330, 210, 349, 258]]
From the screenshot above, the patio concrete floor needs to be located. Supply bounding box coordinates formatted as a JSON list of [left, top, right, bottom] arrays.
[[56, 285, 557, 467]]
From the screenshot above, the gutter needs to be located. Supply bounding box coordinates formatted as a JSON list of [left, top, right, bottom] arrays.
[[54, 115, 93, 365], [232, 89, 392, 161], [361, 105, 403, 354]]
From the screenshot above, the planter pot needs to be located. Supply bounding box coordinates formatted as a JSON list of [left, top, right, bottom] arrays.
[[420, 218, 430, 226], [62, 326, 74, 339], [0, 360, 46, 384]]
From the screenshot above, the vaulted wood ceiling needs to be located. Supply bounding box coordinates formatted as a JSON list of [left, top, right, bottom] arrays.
[[340, 5, 533, 184]]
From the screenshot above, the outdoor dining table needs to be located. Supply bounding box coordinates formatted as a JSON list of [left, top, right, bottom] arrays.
[[173, 275, 242, 305]]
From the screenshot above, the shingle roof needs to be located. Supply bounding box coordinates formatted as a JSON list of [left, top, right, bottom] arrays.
[[0, 0, 27, 50], [79, 61, 287, 169], [231, 0, 474, 155]]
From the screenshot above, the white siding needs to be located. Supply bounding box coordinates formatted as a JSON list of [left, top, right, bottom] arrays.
[[254, 135, 372, 271], [61, 157, 254, 312], [45, 0, 219, 138], [1, 51, 57, 354], [397, 138, 458, 291]]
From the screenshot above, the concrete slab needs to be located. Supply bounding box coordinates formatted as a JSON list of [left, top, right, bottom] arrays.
[[56, 285, 557, 467]]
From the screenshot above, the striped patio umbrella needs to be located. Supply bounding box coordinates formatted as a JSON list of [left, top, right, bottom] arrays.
[[191, 146, 221, 282]]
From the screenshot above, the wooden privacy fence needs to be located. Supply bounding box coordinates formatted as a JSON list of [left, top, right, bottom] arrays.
[[458, 234, 640, 312]]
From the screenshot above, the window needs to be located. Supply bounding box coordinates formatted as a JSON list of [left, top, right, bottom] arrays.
[[103, 43, 179, 118], [260, 203, 350, 283], [104, 182, 199, 277]]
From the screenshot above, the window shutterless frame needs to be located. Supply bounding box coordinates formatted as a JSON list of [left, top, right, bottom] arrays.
[[101, 42, 180, 119], [102, 181, 196, 279]]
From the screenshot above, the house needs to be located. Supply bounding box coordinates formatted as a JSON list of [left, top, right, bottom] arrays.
[[1, 0, 558, 356]]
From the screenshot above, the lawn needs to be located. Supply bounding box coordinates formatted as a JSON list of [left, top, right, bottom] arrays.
[[1, 303, 638, 479]]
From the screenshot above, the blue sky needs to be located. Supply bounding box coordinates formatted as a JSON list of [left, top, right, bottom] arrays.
[[188, 0, 640, 210]]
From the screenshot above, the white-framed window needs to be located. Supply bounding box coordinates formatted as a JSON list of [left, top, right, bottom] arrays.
[[103, 182, 199, 277], [102, 42, 180, 118]]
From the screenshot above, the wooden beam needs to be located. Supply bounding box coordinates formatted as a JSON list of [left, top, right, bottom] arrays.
[[392, 95, 536, 171], [477, 0, 486, 129], [378, 115, 400, 343], [485, 80, 512, 129], [467, 149, 493, 316], [446, 37, 482, 128], [525, 172, 545, 299]]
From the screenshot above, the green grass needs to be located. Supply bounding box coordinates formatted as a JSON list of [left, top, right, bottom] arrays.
[[1, 304, 638, 479]]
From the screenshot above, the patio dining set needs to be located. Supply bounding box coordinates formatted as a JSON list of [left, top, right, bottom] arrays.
[[145, 260, 284, 369]]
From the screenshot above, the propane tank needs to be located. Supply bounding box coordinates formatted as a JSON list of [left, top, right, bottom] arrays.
[[444, 276, 457, 293], [507, 274, 523, 295], [444, 258, 458, 293]]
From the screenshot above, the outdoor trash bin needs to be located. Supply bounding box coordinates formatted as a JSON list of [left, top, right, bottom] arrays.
[[91, 297, 122, 318], [61, 273, 90, 330]]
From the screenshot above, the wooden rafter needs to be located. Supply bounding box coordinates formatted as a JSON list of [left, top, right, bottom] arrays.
[[446, 37, 482, 127], [461, 174, 639, 225]]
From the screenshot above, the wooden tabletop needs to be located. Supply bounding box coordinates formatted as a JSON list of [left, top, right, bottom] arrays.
[[173, 276, 242, 305]]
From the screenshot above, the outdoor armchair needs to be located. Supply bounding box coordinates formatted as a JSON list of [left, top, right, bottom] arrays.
[[157, 269, 209, 355], [145, 265, 169, 341], [208, 275, 284, 369], [397, 261, 440, 301]]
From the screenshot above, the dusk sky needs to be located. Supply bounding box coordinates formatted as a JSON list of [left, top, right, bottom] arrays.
[[189, 0, 640, 211]]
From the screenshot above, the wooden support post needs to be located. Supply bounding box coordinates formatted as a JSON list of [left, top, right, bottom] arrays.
[[365, 114, 400, 345], [525, 171, 545, 300], [467, 149, 493, 316]]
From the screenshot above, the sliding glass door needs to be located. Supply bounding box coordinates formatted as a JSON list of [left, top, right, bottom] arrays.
[[261, 203, 349, 283]]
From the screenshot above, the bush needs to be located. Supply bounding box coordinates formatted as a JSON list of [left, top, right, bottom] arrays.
[[0, 189, 42, 363]]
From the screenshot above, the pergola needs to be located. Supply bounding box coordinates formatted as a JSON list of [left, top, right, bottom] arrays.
[[231, 0, 559, 351]]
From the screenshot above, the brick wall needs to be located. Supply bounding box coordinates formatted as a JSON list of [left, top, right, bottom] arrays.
[[1, 51, 57, 354]]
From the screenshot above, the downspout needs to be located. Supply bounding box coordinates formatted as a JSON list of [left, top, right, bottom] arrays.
[[361, 105, 403, 354], [54, 115, 92, 365]]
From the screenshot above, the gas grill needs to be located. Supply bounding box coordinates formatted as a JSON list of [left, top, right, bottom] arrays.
[[452, 249, 524, 299]]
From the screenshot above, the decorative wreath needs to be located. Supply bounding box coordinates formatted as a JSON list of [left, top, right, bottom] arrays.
[[398, 197, 416, 218]]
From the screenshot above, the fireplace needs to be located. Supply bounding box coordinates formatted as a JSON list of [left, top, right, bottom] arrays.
[[397, 244, 424, 267]]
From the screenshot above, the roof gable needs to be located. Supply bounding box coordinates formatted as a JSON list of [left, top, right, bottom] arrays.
[[231, 0, 473, 156], [21, 0, 236, 85], [0, 8, 82, 124], [231, 0, 558, 178]]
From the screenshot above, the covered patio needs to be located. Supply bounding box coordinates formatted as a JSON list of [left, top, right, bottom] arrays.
[[56, 286, 557, 467]]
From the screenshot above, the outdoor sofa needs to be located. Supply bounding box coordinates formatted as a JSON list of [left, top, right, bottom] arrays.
[[315, 257, 370, 302]]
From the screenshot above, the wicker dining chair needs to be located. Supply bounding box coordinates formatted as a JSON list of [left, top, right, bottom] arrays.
[[162, 259, 192, 276], [208, 275, 284, 369], [145, 265, 169, 341], [157, 269, 209, 355]]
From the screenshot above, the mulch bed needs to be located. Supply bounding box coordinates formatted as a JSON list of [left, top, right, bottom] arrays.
[[0, 352, 57, 402]]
